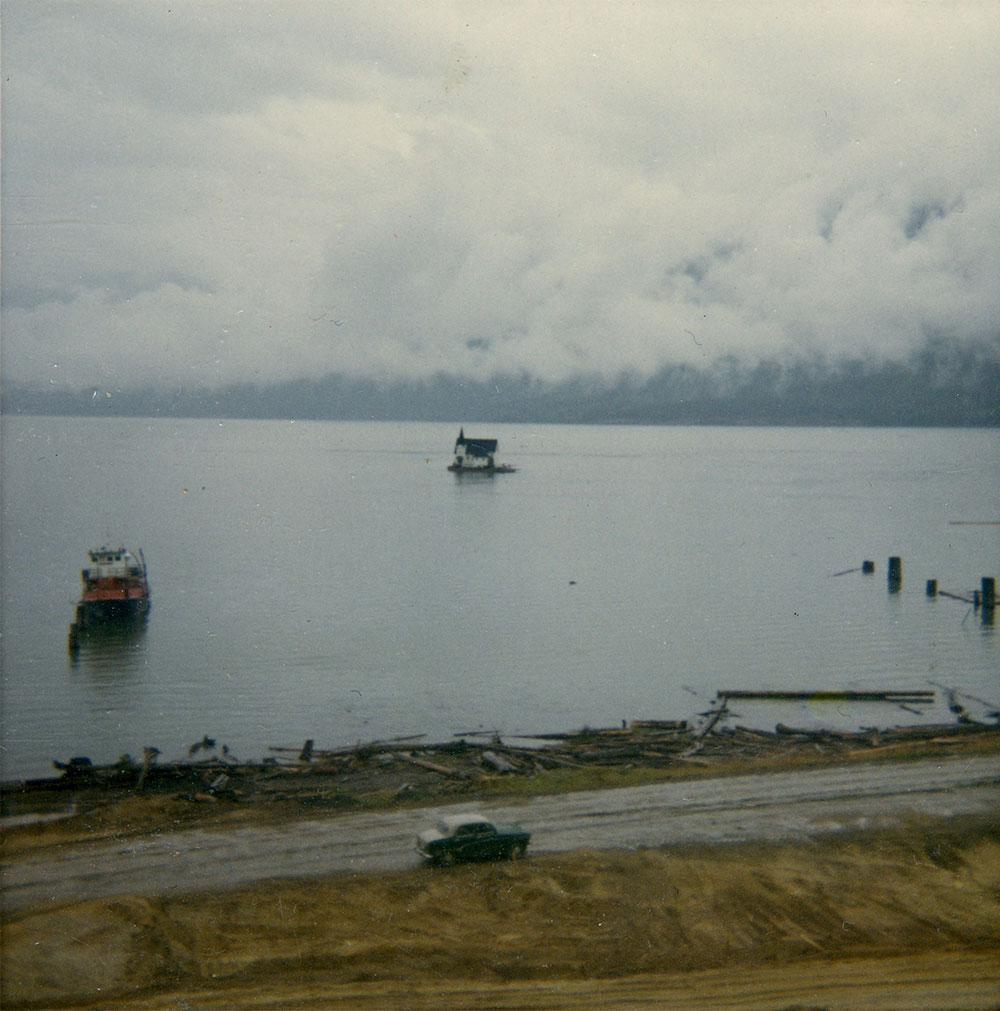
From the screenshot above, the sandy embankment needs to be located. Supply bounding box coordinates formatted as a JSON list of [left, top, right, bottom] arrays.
[[3, 814, 999, 1010]]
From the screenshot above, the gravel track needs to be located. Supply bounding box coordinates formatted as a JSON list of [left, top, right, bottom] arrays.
[[3, 753, 998, 911]]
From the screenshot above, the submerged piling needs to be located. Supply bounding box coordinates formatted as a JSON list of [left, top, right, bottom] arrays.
[[926, 579, 938, 597], [862, 560, 875, 574], [888, 556, 902, 592], [982, 577, 996, 611]]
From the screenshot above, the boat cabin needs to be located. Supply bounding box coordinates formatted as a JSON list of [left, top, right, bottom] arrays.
[[83, 547, 146, 581]]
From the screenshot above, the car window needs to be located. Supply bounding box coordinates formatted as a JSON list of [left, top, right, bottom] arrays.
[[453, 822, 486, 836]]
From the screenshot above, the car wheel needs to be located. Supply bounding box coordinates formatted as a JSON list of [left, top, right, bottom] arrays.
[[510, 843, 526, 861], [437, 851, 456, 866]]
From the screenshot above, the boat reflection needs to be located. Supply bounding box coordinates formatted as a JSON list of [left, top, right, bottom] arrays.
[[68, 619, 149, 669]]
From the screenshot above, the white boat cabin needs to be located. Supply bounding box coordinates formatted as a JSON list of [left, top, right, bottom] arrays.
[[83, 547, 146, 580]]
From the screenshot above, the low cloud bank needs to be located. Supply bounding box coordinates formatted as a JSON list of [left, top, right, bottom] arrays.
[[4, 336, 997, 427]]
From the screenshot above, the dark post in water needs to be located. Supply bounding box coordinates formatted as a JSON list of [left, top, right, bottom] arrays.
[[862, 560, 875, 574], [982, 577, 996, 611], [925, 579, 937, 597], [887, 556, 902, 592]]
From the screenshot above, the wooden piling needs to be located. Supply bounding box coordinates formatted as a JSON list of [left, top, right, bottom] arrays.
[[862, 560, 875, 574], [887, 556, 902, 591], [982, 577, 996, 610], [926, 579, 938, 597]]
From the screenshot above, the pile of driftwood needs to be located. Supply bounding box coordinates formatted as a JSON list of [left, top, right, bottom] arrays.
[[261, 715, 998, 784], [8, 705, 996, 817]]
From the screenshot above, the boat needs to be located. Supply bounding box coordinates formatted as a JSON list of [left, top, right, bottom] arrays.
[[71, 546, 150, 631], [447, 428, 517, 474]]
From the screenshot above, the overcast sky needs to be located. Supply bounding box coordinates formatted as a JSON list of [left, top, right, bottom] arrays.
[[3, 2, 998, 391]]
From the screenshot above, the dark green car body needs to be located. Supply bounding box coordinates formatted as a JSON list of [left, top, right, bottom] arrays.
[[416, 813, 530, 865]]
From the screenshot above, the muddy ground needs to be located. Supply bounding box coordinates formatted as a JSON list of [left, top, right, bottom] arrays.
[[2, 723, 999, 1009], [3, 816, 999, 1009]]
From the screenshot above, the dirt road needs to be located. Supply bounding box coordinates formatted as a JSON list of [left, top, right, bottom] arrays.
[[4, 753, 997, 912]]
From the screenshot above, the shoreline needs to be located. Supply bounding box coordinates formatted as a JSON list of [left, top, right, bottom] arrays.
[[3, 719, 998, 1009], [3, 717, 998, 833], [3, 773, 998, 1010]]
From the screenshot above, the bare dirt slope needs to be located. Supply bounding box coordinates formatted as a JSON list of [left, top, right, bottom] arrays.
[[3, 815, 999, 1010]]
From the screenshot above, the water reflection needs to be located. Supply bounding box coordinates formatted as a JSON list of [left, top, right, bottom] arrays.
[[68, 619, 149, 674]]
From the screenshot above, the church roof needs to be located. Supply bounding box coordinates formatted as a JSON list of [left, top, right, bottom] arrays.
[[455, 428, 497, 456]]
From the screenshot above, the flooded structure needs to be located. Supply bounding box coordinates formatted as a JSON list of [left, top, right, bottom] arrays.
[[447, 428, 516, 474]]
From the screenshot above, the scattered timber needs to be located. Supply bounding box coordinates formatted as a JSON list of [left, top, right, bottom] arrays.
[[717, 689, 934, 703], [480, 750, 518, 774], [693, 705, 730, 739], [929, 683, 1000, 715], [629, 719, 689, 731], [4, 716, 999, 822], [396, 751, 472, 779]]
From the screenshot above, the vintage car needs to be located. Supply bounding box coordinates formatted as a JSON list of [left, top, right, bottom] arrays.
[[416, 813, 530, 865]]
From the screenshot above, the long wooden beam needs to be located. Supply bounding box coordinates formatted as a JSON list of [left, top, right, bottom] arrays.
[[717, 689, 934, 702]]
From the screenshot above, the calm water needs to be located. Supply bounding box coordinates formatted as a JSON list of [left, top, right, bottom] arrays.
[[2, 418, 997, 781]]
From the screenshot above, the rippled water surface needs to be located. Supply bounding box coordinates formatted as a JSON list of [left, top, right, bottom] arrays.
[[2, 418, 997, 779]]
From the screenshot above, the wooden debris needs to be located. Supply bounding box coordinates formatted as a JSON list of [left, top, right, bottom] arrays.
[[396, 752, 472, 780], [20, 711, 996, 819], [719, 689, 934, 702], [187, 736, 217, 757], [693, 705, 730, 739], [630, 719, 688, 731], [136, 747, 161, 792], [530, 751, 585, 769], [480, 750, 518, 774]]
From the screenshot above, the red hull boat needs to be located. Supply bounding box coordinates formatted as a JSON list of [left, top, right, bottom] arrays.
[[72, 546, 150, 630]]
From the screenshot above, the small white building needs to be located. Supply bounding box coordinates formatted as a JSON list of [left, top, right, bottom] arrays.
[[449, 427, 498, 471]]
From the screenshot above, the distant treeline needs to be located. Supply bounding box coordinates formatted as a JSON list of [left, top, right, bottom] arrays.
[[4, 335, 998, 426]]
